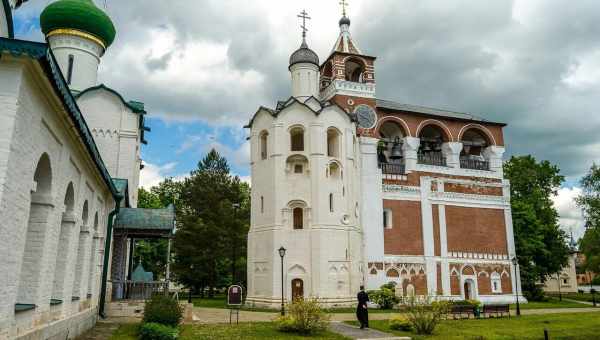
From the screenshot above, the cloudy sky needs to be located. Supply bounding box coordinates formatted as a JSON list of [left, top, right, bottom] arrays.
[[12, 0, 600, 239]]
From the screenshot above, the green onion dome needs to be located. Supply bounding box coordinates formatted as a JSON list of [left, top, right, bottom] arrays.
[[40, 0, 116, 48]]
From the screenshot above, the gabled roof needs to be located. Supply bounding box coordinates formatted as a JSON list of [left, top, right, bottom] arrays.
[[2, 0, 14, 38], [330, 16, 362, 56], [76, 84, 150, 144], [0, 37, 121, 198], [114, 204, 176, 237], [376, 99, 506, 126], [244, 96, 354, 129]]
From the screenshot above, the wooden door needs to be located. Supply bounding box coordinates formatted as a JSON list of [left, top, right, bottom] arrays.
[[464, 282, 471, 300], [291, 279, 304, 301]]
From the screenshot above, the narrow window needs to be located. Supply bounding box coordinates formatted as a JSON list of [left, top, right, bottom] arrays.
[[260, 131, 268, 160], [67, 54, 74, 85], [383, 208, 392, 229], [260, 196, 264, 213], [293, 208, 303, 229], [327, 128, 340, 158], [290, 127, 304, 151], [329, 193, 334, 212], [294, 164, 303, 173]]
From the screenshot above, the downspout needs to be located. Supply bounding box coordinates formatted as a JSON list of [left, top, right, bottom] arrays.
[[99, 194, 123, 318]]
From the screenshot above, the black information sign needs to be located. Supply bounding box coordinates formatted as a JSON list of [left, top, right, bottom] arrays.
[[227, 285, 243, 306]]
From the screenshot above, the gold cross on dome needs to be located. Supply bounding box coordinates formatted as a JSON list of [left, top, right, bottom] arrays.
[[297, 9, 311, 39], [339, 0, 348, 17]]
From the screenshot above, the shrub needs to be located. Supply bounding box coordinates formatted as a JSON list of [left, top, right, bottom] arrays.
[[452, 299, 480, 308], [139, 322, 178, 340], [143, 294, 183, 327], [406, 297, 449, 335], [369, 284, 399, 309], [389, 314, 412, 331], [275, 298, 330, 335]]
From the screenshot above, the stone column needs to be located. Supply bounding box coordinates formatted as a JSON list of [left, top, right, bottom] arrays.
[[52, 211, 77, 314], [402, 137, 420, 171], [483, 146, 505, 175], [442, 142, 463, 168]]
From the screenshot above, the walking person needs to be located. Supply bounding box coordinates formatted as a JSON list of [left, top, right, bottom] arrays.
[[356, 285, 370, 329]]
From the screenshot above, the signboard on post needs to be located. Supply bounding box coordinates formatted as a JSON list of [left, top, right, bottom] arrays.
[[227, 285, 243, 324]]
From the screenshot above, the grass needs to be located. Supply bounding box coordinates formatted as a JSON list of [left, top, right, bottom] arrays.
[[109, 322, 350, 340], [346, 312, 600, 339], [509, 297, 589, 309], [548, 292, 598, 303]]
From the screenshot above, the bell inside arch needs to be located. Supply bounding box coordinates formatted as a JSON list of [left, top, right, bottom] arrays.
[[390, 137, 403, 160]]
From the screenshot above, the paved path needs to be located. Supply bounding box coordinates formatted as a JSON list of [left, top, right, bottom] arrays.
[[329, 321, 410, 340], [75, 321, 120, 340]]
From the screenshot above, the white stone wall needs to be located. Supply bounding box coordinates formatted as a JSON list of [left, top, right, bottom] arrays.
[[0, 4, 9, 38], [247, 101, 363, 307], [47, 34, 104, 92], [0, 58, 114, 339]]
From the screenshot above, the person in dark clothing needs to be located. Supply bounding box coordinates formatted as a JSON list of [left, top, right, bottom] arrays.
[[356, 285, 369, 329]]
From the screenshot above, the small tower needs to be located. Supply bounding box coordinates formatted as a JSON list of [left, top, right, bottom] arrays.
[[40, 0, 116, 92], [289, 10, 320, 99]]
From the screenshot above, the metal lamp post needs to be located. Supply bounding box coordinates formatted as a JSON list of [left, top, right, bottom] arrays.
[[511, 257, 521, 316], [278, 246, 286, 316]]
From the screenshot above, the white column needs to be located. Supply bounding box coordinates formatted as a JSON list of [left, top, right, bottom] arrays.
[[402, 137, 420, 171], [359, 137, 384, 263], [420, 177, 436, 295], [442, 142, 463, 168], [483, 146, 505, 175], [438, 204, 451, 296]]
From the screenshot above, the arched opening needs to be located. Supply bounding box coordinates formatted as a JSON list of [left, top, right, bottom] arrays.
[[377, 120, 406, 174], [87, 212, 100, 297], [286, 154, 309, 174], [418, 124, 448, 166], [291, 278, 304, 301], [329, 193, 334, 213], [491, 272, 502, 293], [72, 200, 90, 299], [321, 62, 333, 89], [386, 269, 399, 278], [327, 128, 341, 158], [293, 207, 303, 230], [328, 161, 341, 179], [52, 182, 77, 302], [18, 153, 54, 305], [290, 126, 304, 152], [344, 57, 366, 83], [460, 128, 491, 170], [463, 279, 476, 300], [260, 130, 269, 160]]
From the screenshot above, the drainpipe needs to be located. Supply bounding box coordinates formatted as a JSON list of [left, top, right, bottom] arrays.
[[99, 195, 123, 318]]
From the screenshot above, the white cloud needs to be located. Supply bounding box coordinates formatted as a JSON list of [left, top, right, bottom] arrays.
[[552, 187, 585, 240], [139, 162, 182, 189]]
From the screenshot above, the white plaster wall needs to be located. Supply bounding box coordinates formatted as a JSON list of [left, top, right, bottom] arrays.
[[0, 4, 8, 38], [290, 63, 320, 99], [0, 58, 113, 339], [47, 34, 103, 92]]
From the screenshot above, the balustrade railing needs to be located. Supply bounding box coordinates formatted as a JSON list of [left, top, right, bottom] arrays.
[[418, 152, 447, 166], [380, 162, 406, 175], [460, 158, 490, 171], [110, 280, 168, 300]]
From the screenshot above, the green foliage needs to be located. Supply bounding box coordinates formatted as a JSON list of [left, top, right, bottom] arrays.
[[143, 295, 183, 327], [389, 314, 412, 331], [405, 297, 450, 335], [504, 156, 569, 300], [451, 299, 480, 307], [368, 284, 399, 309], [577, 164, 600, 275], [172, 149, 250, 295], [139, 322, 178, 340], [275, 298, 330, 335]]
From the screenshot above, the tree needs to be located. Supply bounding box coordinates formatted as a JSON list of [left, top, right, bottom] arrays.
[[577, 164, 600, 276], [504, 155, 570, 300], [173, 149, 250, 296]]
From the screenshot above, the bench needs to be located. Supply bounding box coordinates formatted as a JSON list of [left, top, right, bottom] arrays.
[[449, 305, 475, 319], [482, 304, 510, 318]]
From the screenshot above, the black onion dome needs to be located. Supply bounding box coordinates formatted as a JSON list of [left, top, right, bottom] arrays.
[[339, 15, 351, 26], [289, 40, 319, 69]]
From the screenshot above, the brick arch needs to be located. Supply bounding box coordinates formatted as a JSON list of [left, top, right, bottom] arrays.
[[374, 116, 412, 137], [458, 123, 497, 146], [386, 268, 400, 277], [416, 119, 454, 142], [462, 265, 475, 275]]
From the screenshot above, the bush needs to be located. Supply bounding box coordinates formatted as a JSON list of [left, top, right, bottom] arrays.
[[369, 284, 399, 309], [274, 298, 330, 335], [406, 297, 449, 335], [389, 315, 412, 331], [139, 322, 178, 340], [143, 294, 183, 327], [452, 299, 480, 307]]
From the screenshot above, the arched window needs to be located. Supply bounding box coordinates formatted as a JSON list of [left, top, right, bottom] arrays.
[[290, 127, 304, 152], [344, 57, 366, 82], [418, 124, 449, 166], [293, 208, 303, 229], [329, 193, 334, 212], [52, 182, 76, 301], [491, 272, 502, 293], [378, 120, 406, 164], [260, 131, 268, 160], [18, 153, 54, 304], [260, 196, 264, 213], [87, 212, 100, 297], [327, 128, 341, 158], [460, 128, 492, 170]]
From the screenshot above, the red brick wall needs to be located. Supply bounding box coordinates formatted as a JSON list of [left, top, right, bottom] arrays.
[[501, 273, 512, 294], [478, 274, 492, 295], [383, 200, 424, 255], [446, 206, 508, 254], [450, 274, 460, 295], [436, 263, 443, 295], [432, 204, 441, 256]]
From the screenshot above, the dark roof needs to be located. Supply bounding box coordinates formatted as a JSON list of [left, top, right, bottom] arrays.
[[76, 84, 149, 144], [2, 0, 13, 38], [114, 204, 176, 235], [376, 99, 506, 126], [0, 37, 121, 198], [289, 39, 319, 69], [111, 178, 129, 207]]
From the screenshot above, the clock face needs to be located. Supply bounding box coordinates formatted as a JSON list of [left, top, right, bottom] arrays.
[[355, 104, 377, 129]]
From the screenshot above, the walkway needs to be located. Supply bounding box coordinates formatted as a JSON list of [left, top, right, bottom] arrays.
[[75, 320, 120, 340], [329, 321, 410, 340]]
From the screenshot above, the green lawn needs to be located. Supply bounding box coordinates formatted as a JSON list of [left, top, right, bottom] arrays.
[[346, 312, 600, 339], [109, 323, 350, 340], [548, 292, 598, 303], [509, 297, 589, 310]]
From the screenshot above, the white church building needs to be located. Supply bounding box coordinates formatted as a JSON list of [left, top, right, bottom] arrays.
[[246, 11, 524, 307], [0, 1, 174, 338]]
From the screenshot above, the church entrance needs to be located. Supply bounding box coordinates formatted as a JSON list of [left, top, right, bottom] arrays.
[[292, 279, 304, 301], [463, 280, 475, 300]]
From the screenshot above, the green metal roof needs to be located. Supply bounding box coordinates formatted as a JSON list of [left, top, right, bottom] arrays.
[[131, 263, 154, 282], [0, 37, 121, 199], [2, 0, 13, 38], [114, 204, 175, 234], [40, 0, 116, 47]]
